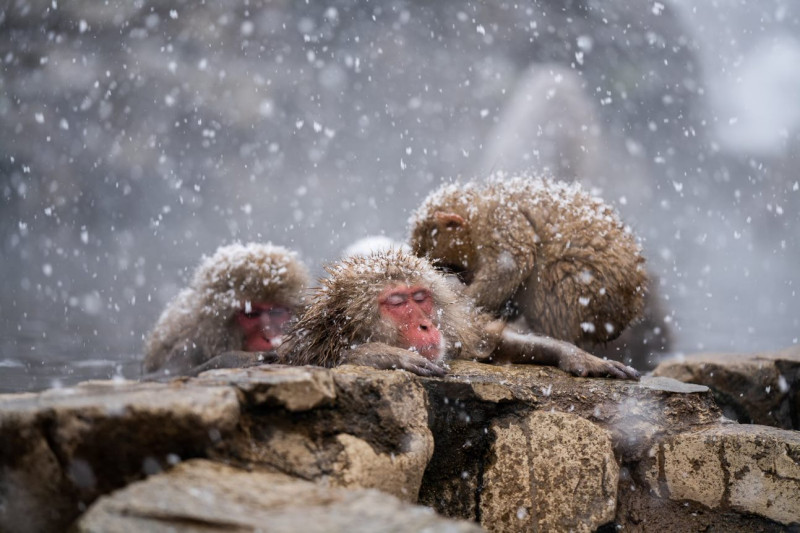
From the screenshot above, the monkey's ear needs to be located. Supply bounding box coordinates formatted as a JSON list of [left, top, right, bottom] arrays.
[[434, 211, 466, 230]]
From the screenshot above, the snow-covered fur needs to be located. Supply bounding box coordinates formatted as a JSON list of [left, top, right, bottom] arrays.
[[409, 172, 647, 347], [281, 250, 482, 368], [143, 242, 310, 373]]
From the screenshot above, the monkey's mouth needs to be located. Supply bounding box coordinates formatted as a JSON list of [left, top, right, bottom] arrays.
[[248, 334, 283, 352], [434, 263, 473, 285]]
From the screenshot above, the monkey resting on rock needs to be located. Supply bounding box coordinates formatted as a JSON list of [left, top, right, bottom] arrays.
[[279, 250, 639, 380], [409, 173, 647, 352], [142, 242, 311, 376]]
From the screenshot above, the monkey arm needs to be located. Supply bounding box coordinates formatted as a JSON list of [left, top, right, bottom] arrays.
[[343, 343, 447, 378], [493, 329, 640, 380], [461, 206, 539, 313], [466, 274, 522, 313], [187, 350, 281, 375], [465, 251, 533, 314], [141, 350, 280, 380]]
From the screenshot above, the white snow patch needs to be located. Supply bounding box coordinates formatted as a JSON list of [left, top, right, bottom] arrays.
[[777, 375, 789, 393], [343, 236, 410, 258]]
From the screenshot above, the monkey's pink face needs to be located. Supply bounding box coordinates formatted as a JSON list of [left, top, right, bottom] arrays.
[[236, 303, 292, 351], [378, 284, 443, 361]]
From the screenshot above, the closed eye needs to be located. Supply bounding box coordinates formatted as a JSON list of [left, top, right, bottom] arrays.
[[385, 294, 407, 306]]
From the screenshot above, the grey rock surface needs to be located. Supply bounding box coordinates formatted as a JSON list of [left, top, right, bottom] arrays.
[[75, 459, 483, 533], [1, 360, 795, 532], [0, 364, 433, 532], [642, 424, 800, 526], [419, 360, 791, 532], [653, 345, 800, 429], [0, 380, 240, 533]]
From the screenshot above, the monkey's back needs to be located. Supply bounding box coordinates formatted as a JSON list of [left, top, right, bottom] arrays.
[[483, 176, 647, 345], [411, 174, 647, 347]]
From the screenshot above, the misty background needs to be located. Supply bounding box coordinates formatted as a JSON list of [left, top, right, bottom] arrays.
[[1, 0, 798, 392]]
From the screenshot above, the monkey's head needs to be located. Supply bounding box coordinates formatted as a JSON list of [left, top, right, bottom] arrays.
[[281, 250, 480, 368], [192, 242, 311, 350], [409, 184, 479, 284]]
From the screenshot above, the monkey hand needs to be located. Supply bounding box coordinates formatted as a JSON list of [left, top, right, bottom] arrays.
[[557, 348, 640, 380], [140, 350, 279, 380], [344, 342, 447, 378], [192, 350, 281, 373]]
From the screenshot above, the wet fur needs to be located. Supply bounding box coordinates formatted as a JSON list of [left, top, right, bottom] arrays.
[[410, 174, 647, 348], [280, 250, 484, 367], [143, 242, 310, 373]]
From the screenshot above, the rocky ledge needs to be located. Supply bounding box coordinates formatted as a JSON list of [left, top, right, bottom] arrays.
[[653, 345, 800, 430], [1, 359, 798, 532]]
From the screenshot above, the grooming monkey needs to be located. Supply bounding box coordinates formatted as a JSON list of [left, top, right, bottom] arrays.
[[143, 242, 310, 376], [480, 65, 672, 368], [279, 250, 639, 380], [409, 174, 647, 350]]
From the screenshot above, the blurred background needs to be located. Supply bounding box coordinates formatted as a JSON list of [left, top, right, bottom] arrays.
[[1, 0, 798, 392]]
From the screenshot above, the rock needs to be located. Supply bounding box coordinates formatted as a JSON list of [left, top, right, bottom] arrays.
[[3, 360, 797, 532], [196, 364, 337, 411], [75, 459, 483, 533], [653, 345, 800, 429], [423, 361, 721, 466], [481, 412, 618, 532], [418, 361, 788, 531], [206, 364, 434, 501], [640, 424, 800, 526], [0, 364, 433, 532], [613, 486, 790, 533], [637, 376, 709, 394], [0, 380, 240, 533]]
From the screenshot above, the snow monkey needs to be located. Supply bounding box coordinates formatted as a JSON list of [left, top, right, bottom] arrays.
[[409, 174, 647, 351], [143, 242, 311, 376], [279, 250, 639, 380]]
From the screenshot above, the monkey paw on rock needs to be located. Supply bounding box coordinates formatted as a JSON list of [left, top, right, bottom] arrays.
[[344, 343, 447, 378], [557, 349, 640, 380]]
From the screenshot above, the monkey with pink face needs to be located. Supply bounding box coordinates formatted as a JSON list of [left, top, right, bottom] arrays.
[[143, 242, 311, 376], [280, 250, 638, 380]]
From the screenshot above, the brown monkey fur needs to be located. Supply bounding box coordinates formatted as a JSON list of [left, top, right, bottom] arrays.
[[279, 250, 477, 376], [409, 173, 647, 349], [280, 250, 639, 380], [595, 278, 673, 370], [143, 242, 310, 374]]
